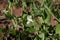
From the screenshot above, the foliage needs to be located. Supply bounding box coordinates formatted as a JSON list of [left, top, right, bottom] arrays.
[[0, 0, 60, 40]]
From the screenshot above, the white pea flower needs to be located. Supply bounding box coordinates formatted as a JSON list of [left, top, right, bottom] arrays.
[[27, 15, 33, 24]]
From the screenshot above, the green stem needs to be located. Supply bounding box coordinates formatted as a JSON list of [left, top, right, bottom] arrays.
[[44, 5, 60, 22]]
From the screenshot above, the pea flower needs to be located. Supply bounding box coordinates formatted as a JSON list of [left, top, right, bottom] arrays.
[[27, 15, 33, 24]]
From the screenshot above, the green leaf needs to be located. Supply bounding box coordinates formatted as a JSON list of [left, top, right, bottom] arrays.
[[39, 33, 45, 40], [38, 17, 44, 23], [5, 12, 14, 19], [25, 26, 35, 33], [55, 24, 60, 35], [33, 20, 40, 31], [34, 35, 41, 40], [10, 29, 17, 36]]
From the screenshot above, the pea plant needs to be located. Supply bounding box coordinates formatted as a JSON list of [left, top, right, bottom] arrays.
[[0, 0, 60, 40]]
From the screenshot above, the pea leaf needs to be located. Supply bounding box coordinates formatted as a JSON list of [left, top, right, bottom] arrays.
[[55, 24, 60, 35]]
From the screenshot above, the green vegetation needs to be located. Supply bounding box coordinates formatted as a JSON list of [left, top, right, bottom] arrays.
[[0, 0, 60, 40]]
